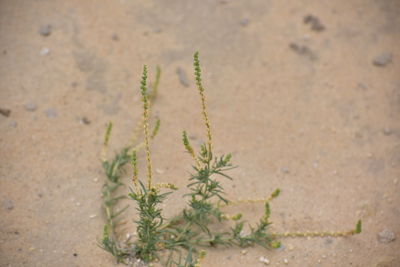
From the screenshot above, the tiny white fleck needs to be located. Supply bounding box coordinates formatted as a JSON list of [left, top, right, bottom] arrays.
[[259, 256, 270, 265], [40, 47, 50, 56]]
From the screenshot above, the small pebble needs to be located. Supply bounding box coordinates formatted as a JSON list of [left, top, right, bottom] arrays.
[[89, 214, 97, 219], [281, 166, 290, 173], [373, 52, 393, 67], [289, 42, 317, 60], [240, 18, 249, 27], [382, 127, 392, 136], [3, 199, 14, 210], [39, 24, 52, 36], [241, 249, 247, 255], [79, 117, 90, 125], [283, 258, 289, 264], [45, 108, 58, 118], [76, 202, 81, 207], [0, 108, 11, 117], [176, 67, 189, 87], [25, 102, 37, 112], [40, 47, 50, 56], [111, 33, 119, 41], [377, 229, 396, 243], [303, 14, 325, 32], [259, 256, 270, 265], [93, 178, 99, 183]]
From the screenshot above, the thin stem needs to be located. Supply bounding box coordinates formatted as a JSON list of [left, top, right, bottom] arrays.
[[140, 65, 153, 189], [194, 52, 213, 154]]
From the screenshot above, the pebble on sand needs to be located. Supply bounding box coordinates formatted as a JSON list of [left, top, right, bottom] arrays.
[[45, 108, 58, 118], [377, 229, 396, 243], [176, 67, 189, 87], [372, 52, 393, 67], [39, 24, 52, 37], [303, 14, 325, 32], [259, 256, 270, 265], [0, 108, 11, 117], [40, 47, 51, 56], [25, 102, 38, 112]]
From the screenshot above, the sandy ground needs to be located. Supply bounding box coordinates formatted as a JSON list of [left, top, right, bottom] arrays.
[[1, 0, 399, 266]]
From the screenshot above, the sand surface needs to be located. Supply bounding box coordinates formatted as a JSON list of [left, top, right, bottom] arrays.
[[1, 0, 399, 266]]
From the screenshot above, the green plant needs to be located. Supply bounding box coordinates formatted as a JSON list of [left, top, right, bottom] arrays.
[[100, 52, 362, 266]]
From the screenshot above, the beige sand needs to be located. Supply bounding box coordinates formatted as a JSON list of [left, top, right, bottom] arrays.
[[0, 0, 399, 266]]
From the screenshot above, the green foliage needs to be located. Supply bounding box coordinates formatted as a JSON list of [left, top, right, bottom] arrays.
[[355, 220, 362, 234], [129, 182, 174, 262], [99, 52, 362, 266]]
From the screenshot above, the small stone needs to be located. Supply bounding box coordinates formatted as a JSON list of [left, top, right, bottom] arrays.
[[3, 199, 14, 210], [281, 166, 290, 173], [89, 214, 97, 219], [76, 202, 81, 207], [259, 256, 270, 265], [93, 178, 99, 183], [283, 258, 289, 264], [240, 18, 249, 27], [25, 102, 37, 112], [287, 243, 294, 251], [0, 108, 11, 117], [289, 42, 317, 60], [79, 117, 90, 125], [45, 108, 58, 118], [40, 47, 50, 56], [241, 249, 247, 255], [377, 229, 396, 243], [39, 24, 52, 36], [373, 53, 393, 67], [382, 127, 392, 136], [176, 67, 189, 87], [111, 33, 119, 41], [303, 15, 325, 32]]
